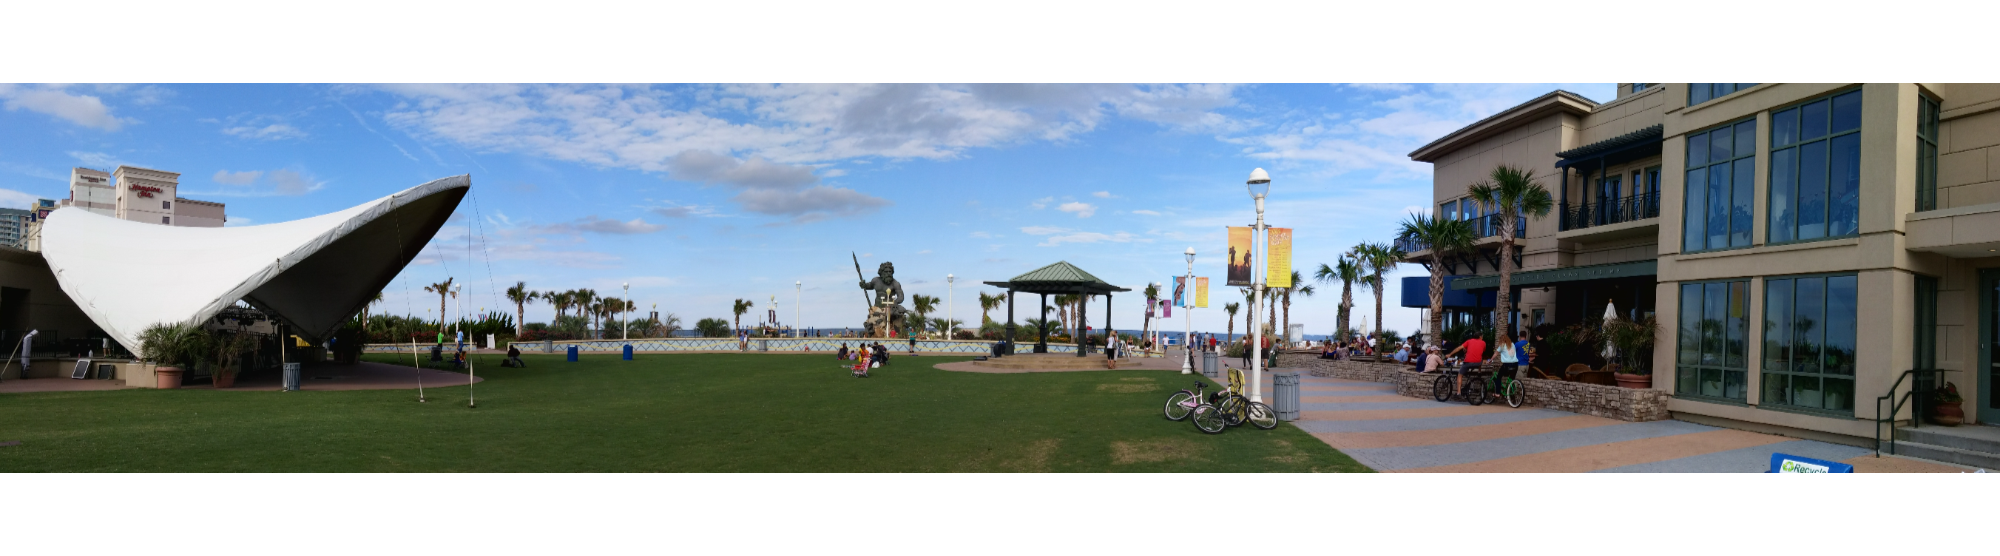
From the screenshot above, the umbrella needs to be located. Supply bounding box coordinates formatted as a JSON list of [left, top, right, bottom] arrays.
[[1601, 301, 1619, 361]]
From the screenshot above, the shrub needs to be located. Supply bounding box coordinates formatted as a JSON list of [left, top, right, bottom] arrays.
[[695, 318, 731, 338]]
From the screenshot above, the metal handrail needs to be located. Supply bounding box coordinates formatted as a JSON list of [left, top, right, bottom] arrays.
[[1560, 191, 1661, 231], [1470, 213, 1524, 238], [1875, 369, 1947, 457]]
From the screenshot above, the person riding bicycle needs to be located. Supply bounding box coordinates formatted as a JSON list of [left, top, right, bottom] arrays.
[[1488, 335, 1518, 400], [1446, 335, 1486, 393]]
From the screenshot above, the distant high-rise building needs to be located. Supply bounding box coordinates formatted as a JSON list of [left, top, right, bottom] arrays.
[[57, 165, 225, 228], [0, 207, 31, 249]]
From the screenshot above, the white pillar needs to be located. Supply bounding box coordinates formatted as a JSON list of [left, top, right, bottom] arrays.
[[1251, 196, 1265, 403]]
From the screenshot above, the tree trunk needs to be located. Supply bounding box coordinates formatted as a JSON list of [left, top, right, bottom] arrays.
[[1495, 214, 1517, 345], [1373, 273, 1387, 350], [1338, 281, 1352, 340], [1428, 262, 1445, 344], [515, 301, 525, 336], [1281, 292, 1291, 345]]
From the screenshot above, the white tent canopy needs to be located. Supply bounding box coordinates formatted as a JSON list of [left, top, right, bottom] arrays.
[[40, 175, 470, 353]]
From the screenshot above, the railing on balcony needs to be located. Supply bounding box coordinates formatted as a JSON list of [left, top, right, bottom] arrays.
[[1393, 235, 1423, 254], [1560, 191, 1660, 232], [1469, 213, 1523, 239]]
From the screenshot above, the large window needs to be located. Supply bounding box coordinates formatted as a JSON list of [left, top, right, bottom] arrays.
[[1762, 274, 1857, 414], [1678, 280, 1749, 400], [1689, 83, 1758, 106], [1918, 95, 1940, 212], [1684, 119, 1756, 252], [1769, 89, 1863, 243]]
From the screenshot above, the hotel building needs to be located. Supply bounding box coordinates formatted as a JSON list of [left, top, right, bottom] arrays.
[[60, 166, 226, 228], [1405, 84, 2000, 457]]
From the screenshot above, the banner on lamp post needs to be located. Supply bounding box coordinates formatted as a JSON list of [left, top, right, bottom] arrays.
[[1196, 277, 1209, 308], [1267, 227, 1293, 289], [1226, 227, 1253, 286], [1172, 276, 1187, 308]]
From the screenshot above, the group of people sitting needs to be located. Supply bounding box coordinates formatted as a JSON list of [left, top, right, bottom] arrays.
[[428, 343, 469, 369], [836, 342, 889, 377], [1395, 331, 1543, 393], [1317, 337, 1378, 360]]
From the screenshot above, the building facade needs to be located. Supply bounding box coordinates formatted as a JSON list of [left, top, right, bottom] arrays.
[[1407, 83, 2000, 444], [58, 165, 226, 228]]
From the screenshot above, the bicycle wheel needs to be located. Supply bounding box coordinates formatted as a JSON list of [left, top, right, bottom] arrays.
[[1465, 377, 1486, 406], [1505, 380, 1526, 408], [1432, 375, 1452, 402], [1191, 404, 1226, 434], [1246, 402, 1278, 430], [1164, 391, 1195, 421], [1218, 396, 1245, 426]]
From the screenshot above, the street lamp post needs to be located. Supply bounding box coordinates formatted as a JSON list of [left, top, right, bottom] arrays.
[[1247, 168, 1271, 403], [947, 274, 955, 340], [453, 283, 463, 347], [795, 281, 802, 338], [622, 282, 630, 341], [1181, 247, 1195, 374]]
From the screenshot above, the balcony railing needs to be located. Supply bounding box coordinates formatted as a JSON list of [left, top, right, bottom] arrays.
[[1393, 235, 1423, 254], [1560, 192, 1660, 232], [1469, 213, 1523, 239]]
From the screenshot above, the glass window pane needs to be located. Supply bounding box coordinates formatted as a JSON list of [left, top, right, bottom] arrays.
[[1831, 91, 1862, 133], [1691, 84, 1713, 106], [1711, 128, 1733, 162], [1824, 378, 1854, 412], [1680, 283, 1703, 364], [1794, 277, 1824, 375], [1770, 148, 1796, 243], [1765, 278, 1793, 372], [1684, 169, 1707, 251], [1708, 164, 1729, 249], [1798, 140, 1829, 240], [1801, 99, 1829, 140], [1763, 373, 1788, 406], [1826, 275, 1857, 376], [1732, 158, 1755, 247], [1441, 200, 1455, 221], [1701, 368, 1723, 397], [1791, 375, 1822, 409], [1735, 121, 1757, 158], [1829, 133, 1861, 236], [1725, 370, 1746, 400], [1727, 281, 1748, 368], [1679, 366, 1699, 394], [1773, 108, 1799, 147], [1704, 283, 1728, 365], [1689, 133, 1709, 167]]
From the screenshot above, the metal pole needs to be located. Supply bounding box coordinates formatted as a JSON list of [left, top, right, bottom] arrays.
[[947, 274, 954, 340], [1252, 194, 1266, 403], [623, 284, 630, 341], [1182, 259, 1193, 374], [795, 281, 801, 338]]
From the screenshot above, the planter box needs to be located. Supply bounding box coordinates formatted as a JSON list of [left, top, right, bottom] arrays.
[[1301, 358, 1670, 423]]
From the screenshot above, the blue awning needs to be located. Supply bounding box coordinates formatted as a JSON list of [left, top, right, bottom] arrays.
[[1400, 275, 1494, 309]]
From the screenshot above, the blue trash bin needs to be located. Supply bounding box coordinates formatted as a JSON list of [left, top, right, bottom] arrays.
[[566, 345, 579, 362], [623, 344, 634, 360], [1273, 372, 1301, 421]]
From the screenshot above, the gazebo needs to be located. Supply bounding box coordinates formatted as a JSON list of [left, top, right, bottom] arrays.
[[983, 261, 1130, 357]]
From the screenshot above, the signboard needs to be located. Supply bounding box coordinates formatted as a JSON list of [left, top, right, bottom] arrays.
[[1195, 277, 1209, 308], [1226, 227, 1253, 286], [1767, 453, 1854, 473], [1267, 227, 1293, 289], [1172, 276, 1187, 308]]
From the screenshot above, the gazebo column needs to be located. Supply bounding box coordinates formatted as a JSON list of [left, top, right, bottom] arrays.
[[1076, 287, 1089, 358], [1105, 292, 1113, 359], [1037, 293, 1048, 353], [1003, 289, 1016, 356]]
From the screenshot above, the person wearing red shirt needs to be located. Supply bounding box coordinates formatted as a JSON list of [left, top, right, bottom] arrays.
[[1447, 336, 1487, 395]]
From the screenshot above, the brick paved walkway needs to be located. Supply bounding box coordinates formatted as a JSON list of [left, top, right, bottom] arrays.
[[1255, 370, 1967, 473]]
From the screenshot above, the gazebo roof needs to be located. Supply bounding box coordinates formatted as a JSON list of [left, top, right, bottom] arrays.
[[984, 261, 1130, 295]]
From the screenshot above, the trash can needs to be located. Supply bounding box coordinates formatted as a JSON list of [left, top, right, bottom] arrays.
[[623, 344, 634, 361], [1202, 351, 1218, 378], [544, 340, 554, 353], [566, 345, 579, 362], [1273, 372, 1301, 421], [759, 339, 769, 352], [282, 363, 301, 391]]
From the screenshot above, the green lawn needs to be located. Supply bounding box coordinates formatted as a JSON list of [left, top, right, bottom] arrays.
[[0, 353, 1368, 472]]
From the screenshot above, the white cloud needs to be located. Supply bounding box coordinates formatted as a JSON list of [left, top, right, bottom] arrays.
[[0, 85, 123, 130], [1131, 209, 1162, 216], [213, 170, 263, 185], [1018, 225, 1145, 247], [1029, 197, 1053, 210], [1091, 191, 1115, 198], [650, 202, 722, 218], [223, 123, 306, 140], [268, 169, 323, 195], [0, 188, 41, 209], [664, 149, 888, 223], [536, 216, 665, 235], [67, 151, 124, 169], [1057, 201, 1096, 218]]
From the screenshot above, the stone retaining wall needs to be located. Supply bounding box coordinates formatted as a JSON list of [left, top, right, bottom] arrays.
[[1286, 353, 1669, 422]]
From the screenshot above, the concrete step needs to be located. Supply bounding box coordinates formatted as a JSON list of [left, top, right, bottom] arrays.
[[1883, 441, 2000, 471], [1896, 426, 2000, 454]]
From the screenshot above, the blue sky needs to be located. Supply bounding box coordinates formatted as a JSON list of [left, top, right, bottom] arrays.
[[0, 83, 1615, 336]]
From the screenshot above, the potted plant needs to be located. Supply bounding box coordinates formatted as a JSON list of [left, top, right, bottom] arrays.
[[209, 331, 255, 388], [1605, 316, 1657, 389], [138, 322, 210, 389], [1931, 382, 1965, 426]]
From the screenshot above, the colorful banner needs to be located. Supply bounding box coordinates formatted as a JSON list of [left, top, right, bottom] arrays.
[[1226, 226, 1253, 286], [1196, 277, 1209, 308], [1160, 298, 1170, 318], [1268, 227, 1293, 289], [1172, 276, 1187, 308]]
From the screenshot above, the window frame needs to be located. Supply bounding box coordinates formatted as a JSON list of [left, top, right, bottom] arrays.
[[1676, 278, 1752, 402], [1682, 117, 1758, 253], [1759, 272, 1859, 416], [1764, 87, 1865, 247], [1917, 94, 1941, 212], [1688, 83, 1759, 107]]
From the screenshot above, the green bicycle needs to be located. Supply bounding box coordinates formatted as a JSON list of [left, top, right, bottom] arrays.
[[1484, 367, 1527, 408]]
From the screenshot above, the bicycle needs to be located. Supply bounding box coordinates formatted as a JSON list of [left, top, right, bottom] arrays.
[[1484, 367, 1527, 408], [1210, 368, 1278, 430], [1431, 365, 1487, 406], [1163, 381, 1227, 434]]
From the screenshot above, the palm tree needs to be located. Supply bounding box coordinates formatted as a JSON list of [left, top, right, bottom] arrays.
[[1224, 302, 1241, 343], [1073, 293, 1095, 339], [1140, 283, 1160, 351], [1315, 256, 1363, 341], [540, 290, 561, 319], [505, 281, 536, 336], [599, 296, 621, 336], [362, 291, 385, 333], [1239, 287, 1255, 346], [572, 289, 599, 334], [1356, 242, 1406, 350], [977, 292, 1002, 325], [1281, 270, 1313, 344], [1398, 212, 1477, 343], [423, 278, 454, 336], [732, 298, 754, 334], [1050, 294, 1075, 335], [1467, 163, 1555, 345], [910, 294, 939, 336]]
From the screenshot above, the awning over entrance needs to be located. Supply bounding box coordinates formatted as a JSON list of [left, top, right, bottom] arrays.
[[1449, 260, 1657, 291], [1401, 275, 1495, 308]]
